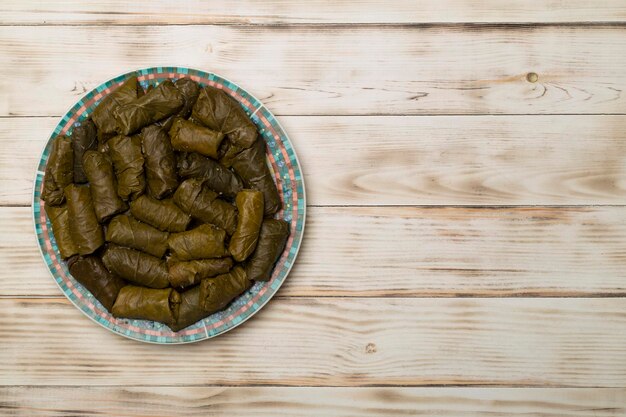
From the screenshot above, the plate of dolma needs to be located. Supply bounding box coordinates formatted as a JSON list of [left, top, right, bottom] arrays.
[[33, 67, 305, 343]]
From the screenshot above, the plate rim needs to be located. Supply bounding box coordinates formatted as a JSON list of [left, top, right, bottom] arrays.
[[32, 66, 307, 344]]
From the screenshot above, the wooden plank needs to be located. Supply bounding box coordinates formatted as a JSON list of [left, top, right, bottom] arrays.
[[1, 26, 626, 117], [0, 387, 624, 417], [5, 115, 626, 206], [2, 1, 626, 24], [4, 205, 626, 297], [0, 297, 624, 386]]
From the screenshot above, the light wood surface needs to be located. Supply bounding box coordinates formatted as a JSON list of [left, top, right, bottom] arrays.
[[1, 1, 625, 415], [2, 26, 626, 117], [3, 206, 626, 297], [3, 1, 626, 24], [0, 387, 624, 417], [1, 297, 625, 387], [4, 115, 626, 206]]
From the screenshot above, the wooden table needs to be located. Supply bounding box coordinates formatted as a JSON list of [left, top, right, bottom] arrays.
[[1, 2, 626, 415]]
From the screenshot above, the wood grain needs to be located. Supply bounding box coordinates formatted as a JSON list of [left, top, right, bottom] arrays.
[[1, 26, 626, 117], [3, 1, 626, 24], [0, 387, 624, 417], [1, 297, 625, 387], [5, 115, 626, 206], [4, 205, 626, 297]]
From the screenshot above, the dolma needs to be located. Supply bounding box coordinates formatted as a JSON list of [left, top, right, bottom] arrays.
[[199, 266, 251, 314], [227, 137, 282, 215], [112, 286, 181, 327], [82, 150, 127, 222], [228, 190, 264, 262], [42, 135, 73, 206], [114, 80, 184, 135], [91, 76, 140, 143], [44, 204, 78, 259], [169, 286, 208, 332], [192, 86, 257, 149], [130, 195, 190, 232], [105, 215, 169, 258], [245, 219, 290, 281], [173, 178, 238, 235], [141, 125, 178, 199], [168, 257, 233, 289], [107, 135, 145, 200], [64, 184, 104, 255], [71, 120, 97, 183], [177, 152, 243, 198], [167, 224, 228, 261], [218, 138, 244, 168], [174, 77, 201, 119], [68, 256, 125, 311], [168, 118, 225, 159], [102, 245, 169, 289]]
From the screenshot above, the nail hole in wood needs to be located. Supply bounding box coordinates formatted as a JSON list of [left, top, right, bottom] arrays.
[[526, 72, 539, 83]]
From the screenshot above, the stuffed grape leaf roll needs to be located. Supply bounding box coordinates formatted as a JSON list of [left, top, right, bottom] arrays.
[[229, 190, 264, 262], [167, 224, 228, 261], [44, 204, 78, 259], [105, 215, 169, 258], [199, 266, 251, 314], [68, 256, 126, 311], [130, 195, 190, 232], [82, 150, 127, 222], [102, 245, 170, 289], [173, 178, 238, 235], [71, 120, 98, 183], [169, 286, 207, 332], [112, 286, 181, 327], [91, 76, 141, 143], [168, 257, 233, 289], [141, 125, 178, 199], [169, 117, 225, 159], [191, 86, 257, 149], [114, 80, 184, 135], [42, 135, 73, 206], [107, 135, 146, 201], [226, 137, 281, 215], [64, 184, 104, 255], [174, 77, 201, 119], [245, 219, 290, 281], [177, 152, 243, 198]]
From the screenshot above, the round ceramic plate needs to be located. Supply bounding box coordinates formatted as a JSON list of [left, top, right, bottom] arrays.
[[33, 67, 306, 344]]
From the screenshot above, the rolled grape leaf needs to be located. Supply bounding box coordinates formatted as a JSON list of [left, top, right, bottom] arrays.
[[107, 135, 146, 200], [191, 86, 257, 149], [44, 203, 78, 259], [82, 150, 127, 222], [167, 224, 228, 261], [169, 286, 208, 332], [130, 195, 190, 232], [173, 178, 238, 234], [199, 266, 251, 314], [245, 219, 290, 281], [177, 152, 243, 198], [229, 190, 264, 262], [68, 256, 125, 311], [64, 184, 104, 256], [112, 286, 181, 327], [227, 137, 281, 215], [114, 80, 184, 135], [102, 245, 169, 289], [175, 77, 201, 118], [105, 215, 169, 258], [168, 117, 224, 159], [71, 120, 98, 183], [91, 76, 140, 143], [141, 125, 178, 199], [168, 257, 233, 289], [42, 135, 73, 206]]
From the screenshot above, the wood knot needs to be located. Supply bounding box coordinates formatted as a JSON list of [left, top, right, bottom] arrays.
[[526, 72, 539, 83], [365, 343, 377, 354]]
